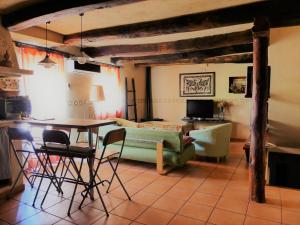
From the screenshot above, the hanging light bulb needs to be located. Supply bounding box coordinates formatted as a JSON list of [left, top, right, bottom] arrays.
[[72, 13, 93, 64], [38, 21, 56, 68]]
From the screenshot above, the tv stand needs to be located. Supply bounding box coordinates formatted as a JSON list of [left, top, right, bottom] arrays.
[[182, 117, 230, 131], [183, 117, 227, 122]]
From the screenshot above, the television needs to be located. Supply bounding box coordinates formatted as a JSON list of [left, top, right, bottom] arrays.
[[186, 100, 214, 119]]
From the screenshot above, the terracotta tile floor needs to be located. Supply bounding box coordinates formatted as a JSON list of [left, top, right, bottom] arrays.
[[1, 142, 300, 224]]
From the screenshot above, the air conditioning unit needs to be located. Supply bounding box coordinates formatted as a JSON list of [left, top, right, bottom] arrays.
[[73, 61, 101, 73]]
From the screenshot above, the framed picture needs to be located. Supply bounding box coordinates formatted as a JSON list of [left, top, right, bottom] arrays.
[[179, 72, 215, 97], [229, 76, 246, 94]]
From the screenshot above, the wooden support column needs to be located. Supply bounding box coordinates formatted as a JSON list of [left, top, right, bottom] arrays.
[[249, 17, 270, 203]]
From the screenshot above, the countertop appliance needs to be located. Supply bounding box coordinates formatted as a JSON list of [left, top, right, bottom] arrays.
[[0, 96, 31, 119]]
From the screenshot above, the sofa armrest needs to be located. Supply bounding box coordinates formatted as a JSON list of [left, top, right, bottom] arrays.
[[189, 128, 217, 144], [190, 123, 232, 158], [125, 138, 166, 175]]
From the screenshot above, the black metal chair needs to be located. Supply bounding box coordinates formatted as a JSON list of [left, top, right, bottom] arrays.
[[7, 127, 37, 193], [7, 128, 63, 197], [79, 128, 131, 216], [34, 129, 95, 215]]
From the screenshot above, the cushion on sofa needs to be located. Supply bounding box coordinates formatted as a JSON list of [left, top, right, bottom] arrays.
[[183, 135, 195, 147], [107, 143, 195, 166], [98, 124, 195, 167], [99, 125, 184, 153], [111, 118, 139, 128]]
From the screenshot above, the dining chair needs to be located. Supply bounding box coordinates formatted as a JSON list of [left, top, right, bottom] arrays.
[[35, 129, 95, 215], [7, 127, 37, 192], [79, 128, 131, 216], [7, 128, 63, 198]]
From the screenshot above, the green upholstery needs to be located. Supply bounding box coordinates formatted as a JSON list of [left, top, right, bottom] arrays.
[[99, 125, 195, 166], [190, 123, 232, 158], [110, 118, 139, 128]]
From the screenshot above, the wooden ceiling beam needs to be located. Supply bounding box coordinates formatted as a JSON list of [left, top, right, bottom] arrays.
[[135, 53, 253, 67], [64, 1, 300, 45], [112, 44, 252, 65], [84, 29, 252, 57], [2, 0, 145, 31], [203, 53, 253, 64]]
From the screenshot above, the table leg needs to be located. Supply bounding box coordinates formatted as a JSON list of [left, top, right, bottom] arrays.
[[88, 128, 94, 200], [265, 149, 270, 185]]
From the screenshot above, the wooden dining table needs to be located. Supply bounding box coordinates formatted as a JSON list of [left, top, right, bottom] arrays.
[[14, 118, 116, 199]]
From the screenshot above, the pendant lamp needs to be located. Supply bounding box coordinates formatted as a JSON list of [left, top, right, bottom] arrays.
[[38, 21, 56, 68], [73, 13, 93, 64]]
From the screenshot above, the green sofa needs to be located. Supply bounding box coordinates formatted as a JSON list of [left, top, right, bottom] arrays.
[[190, 123, 232, 161], [99, 125, 195, 174]]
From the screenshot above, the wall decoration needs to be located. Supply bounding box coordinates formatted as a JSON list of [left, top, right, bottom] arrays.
[[179, 72, 215, 97], [229, 76, 246, 94], [0, 77, 20, 91]]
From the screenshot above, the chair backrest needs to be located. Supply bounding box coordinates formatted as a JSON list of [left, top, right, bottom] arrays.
[[43, 129, 70, 146], [8, 127, 33, 142], [103, 128, 126, 146]]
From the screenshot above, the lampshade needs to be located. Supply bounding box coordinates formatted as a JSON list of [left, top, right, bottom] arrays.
[[38, 21, 56, 68], [38, 54, 56, 68], [72, 51, 93, 65], [90, 85, 105, 102], [72, 13, 94, 64]]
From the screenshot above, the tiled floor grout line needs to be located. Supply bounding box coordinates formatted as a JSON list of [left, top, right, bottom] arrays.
[[138, 172, 192, 224], [3, 164, 218, 225], [279, 188, 283, 225], [236, 156, 251, 225], [128, 171, 188, 224], [165, 165, 219, 225], [206, 156, 244, 225], [78, 167, 152, 223], [4, 143, 299, 225], [119, 165, 203, 225], [107, 167, 174, 224], [58, 166, 151, 225], [14, 164, 144, 225]]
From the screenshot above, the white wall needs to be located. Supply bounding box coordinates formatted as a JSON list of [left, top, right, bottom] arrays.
[[151, 64, 252, 139], [120, 62, 146, 121], [148, 25, 300, 143], [268, 25, 300, 148], [64, 59, 126, 120]]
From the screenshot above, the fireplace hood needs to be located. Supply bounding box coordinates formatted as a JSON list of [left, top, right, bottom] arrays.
[[0, 23, 33, 77], [0, 66, 33, 76]]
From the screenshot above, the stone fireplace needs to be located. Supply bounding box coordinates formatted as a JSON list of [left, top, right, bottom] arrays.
[[0, 21, 32, 195]]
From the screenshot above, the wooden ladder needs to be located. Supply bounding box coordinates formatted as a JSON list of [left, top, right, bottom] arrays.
[[125, 77, 137, 122]]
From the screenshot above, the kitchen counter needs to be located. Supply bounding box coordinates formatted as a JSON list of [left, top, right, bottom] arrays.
[[0, 121, 24, 198], [0, 120, 14, 127]]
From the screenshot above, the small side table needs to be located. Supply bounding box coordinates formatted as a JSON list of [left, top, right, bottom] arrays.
[[243, 141, 276, 185], [243, 141, 276, 162]]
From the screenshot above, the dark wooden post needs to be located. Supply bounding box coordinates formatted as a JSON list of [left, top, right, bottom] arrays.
[[249, 17, 270, 203]]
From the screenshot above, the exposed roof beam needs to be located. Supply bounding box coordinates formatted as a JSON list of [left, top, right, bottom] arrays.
[[11, 26, 64, 47], [135, 53, 253, 67], [2, 0, 145, 31], [203, 53, 253, 64], [64, 1, 300, 45], [112, 44, 253, 65], [85, 29, 252, 57]]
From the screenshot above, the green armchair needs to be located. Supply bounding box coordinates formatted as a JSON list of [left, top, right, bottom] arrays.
[[190, 123, 232, 161]]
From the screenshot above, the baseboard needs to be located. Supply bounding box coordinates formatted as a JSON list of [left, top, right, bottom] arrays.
[[230, 137, 247, 142], [0, 184, 25, 200]]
